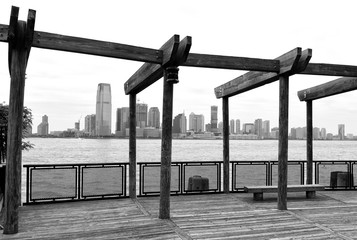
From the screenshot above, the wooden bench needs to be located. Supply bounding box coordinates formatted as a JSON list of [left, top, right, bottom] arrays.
[[244, 184, 325, 200]]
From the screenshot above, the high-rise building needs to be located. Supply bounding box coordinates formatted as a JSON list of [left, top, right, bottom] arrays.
[[37, 115, 49, 135], [85, 114, 96, 136], [96, 83, 112, 136], [313, 127, 320, 140], [290, 128, 297, 139], [75, 122, 80, 131], [338, 124, 345, 140], [148, 107, 160, 129], [211, 106, 218, 132], [230, 119, 235, 134], [116, 107, 130, 136], [136, 103, 148, 128], [263, 120, 270, 138], [254, 119, 263, 139], [321, 128, 327, 140], [235, 119, 240, 134], [173, 113, 187, 134], [189, 112, 205, 133]]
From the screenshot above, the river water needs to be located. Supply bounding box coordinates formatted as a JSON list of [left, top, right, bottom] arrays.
[[23, 138, 357, 164]]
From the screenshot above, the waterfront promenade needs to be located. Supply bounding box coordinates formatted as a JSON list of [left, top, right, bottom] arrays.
[[2, 191, 357, 239]]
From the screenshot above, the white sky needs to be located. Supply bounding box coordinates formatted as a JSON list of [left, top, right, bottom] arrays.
[[1, 0, 357, 135]]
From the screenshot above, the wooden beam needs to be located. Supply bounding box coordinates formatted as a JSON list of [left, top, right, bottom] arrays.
[[0, 24, 161, 63], [298, 77, 357, 101], [129, 94, 136, 199], [124, 35, 192, 95], [277, 75, 289, 211], [302, 63, 357, 77], [222, 97, 229, 193], [183, 53, 280, 72], [214, 48, 312, 98]]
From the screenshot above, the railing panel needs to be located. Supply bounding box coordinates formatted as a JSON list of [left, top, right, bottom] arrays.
[[233, 162, 268, 191], [183, 162, 220, 193], [82, 165, 124, 198], [140, 163, 180, 195], [271, 162, 304, 186], [316, 161, 351, 189], [30, 166, 77, 201]]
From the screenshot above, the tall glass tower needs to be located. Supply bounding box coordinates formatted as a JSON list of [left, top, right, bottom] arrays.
[[96, 83, 112, 136]]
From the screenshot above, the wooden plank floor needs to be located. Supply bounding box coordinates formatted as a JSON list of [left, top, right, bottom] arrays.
[[2, 191, 357, 239]]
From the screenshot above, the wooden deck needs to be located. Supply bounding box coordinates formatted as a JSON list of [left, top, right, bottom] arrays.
[[1, 191, 357, 239]]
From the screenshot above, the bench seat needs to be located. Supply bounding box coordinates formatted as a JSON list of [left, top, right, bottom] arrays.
[[244, 184, 325, 200]]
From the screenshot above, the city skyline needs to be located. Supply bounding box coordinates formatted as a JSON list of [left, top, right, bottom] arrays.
[[1, 1, 357, 135]]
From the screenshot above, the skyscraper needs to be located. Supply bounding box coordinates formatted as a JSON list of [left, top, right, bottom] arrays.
[[189, 112, 205, 133], [254, 119, 263, 139], [96, 83, 112, 136], [230, 119, 235, 134], [338, 124, 345, 140], [116, 107, 129, 136], [37, 115, 49, 135], [235, 119, 240, 134], [173, 113, 187, 134], [148, 107, 160, 128], [211, 106, 218, 132], [136, 103, 148, 128], [85, 114, 96, 136], [263, 120, 270, 139]]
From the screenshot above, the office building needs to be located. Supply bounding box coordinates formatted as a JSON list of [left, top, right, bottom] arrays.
[[37, 115, 49, 135], [263, 120, 270, 138], [189, 112, 205, 133], [338, 124, 345, 140], [235, 119, 240, 134], [230, 119, 235, 134], [148, 107, 160, 129], [211, 106, 218, 132], [173, 113, 187, 134], [136, 103, 148, 128], [85, 114, 96, 136], [243, 123, 254, 134], [313, 127, 320, 140], [116, 107, 129, 137], [96, 83, 112, 136], [321, 128, 327, 139], [254, 119, 263, 139]]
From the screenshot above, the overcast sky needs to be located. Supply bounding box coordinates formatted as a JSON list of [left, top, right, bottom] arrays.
[[1, 0, 357, 135]]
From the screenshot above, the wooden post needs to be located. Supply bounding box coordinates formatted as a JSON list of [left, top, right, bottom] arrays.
[[306, 100, 313, 185], [129, 94, 136, 198], [277, 75, 289, 210], [222, 97, 230, 193], [4, 7, 35, 234], [159, 67, 178, 219]]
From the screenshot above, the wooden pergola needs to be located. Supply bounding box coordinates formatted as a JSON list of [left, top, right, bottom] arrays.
[[2, 5, 357, 235], [297, 77, 357, 185]]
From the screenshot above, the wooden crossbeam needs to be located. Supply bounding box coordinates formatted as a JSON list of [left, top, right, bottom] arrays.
[[214, 48, 312, 98], [0, 23, 161, 63], [124, 35, 192, 95], [182, 53, 280, 72], [301, 63, 357, 77], [297, 77, 357, 101]]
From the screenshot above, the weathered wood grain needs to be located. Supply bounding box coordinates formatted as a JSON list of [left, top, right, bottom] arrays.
[[278, 74, 289, 210], [306, 100, 313, 184], [222, 97, 229, 193], [3, 193, 357, 239], [183, 53, 280, 72], [302, 63, 357, 77], [297, 77, 357, 101], [4, 19, 27, 234], [214, 48, 312, 98], [124, 35, 191, 95], [129, 94, 136, 199]]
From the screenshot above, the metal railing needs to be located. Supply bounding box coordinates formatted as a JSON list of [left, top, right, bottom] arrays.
[[23, 160, 356, 204], [138, 161, 222, 196], [24, 163, 128, 204]]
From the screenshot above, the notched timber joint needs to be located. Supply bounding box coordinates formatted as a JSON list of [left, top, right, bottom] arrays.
[[165, 67, 179, 84]]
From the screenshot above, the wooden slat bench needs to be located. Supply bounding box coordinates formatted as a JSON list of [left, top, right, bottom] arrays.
[[244, 184, 325, 200]]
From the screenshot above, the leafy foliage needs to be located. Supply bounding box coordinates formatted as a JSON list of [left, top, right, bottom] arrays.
[[0, 105, 34, 163]]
